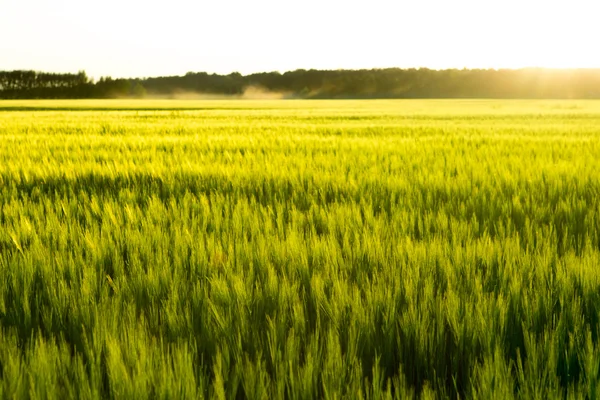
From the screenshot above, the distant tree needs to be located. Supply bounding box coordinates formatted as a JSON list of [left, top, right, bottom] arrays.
[[94, 77, 131, 98], [5, 68, 600, 99], [132, 82, 147, 98]]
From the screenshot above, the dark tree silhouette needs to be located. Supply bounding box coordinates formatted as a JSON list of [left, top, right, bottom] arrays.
[[2, 68, 600, 99]]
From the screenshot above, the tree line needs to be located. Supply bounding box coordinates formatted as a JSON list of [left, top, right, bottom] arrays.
[[2, 68, 600, 99]]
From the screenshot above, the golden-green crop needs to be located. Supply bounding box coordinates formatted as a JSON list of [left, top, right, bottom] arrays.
[[1, 100, 600, 399]]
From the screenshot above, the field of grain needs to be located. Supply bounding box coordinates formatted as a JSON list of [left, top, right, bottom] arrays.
[[1, 100, 600, 399]]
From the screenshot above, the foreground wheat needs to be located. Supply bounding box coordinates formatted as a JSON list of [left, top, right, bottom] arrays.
[[1, 100, 600, 399]]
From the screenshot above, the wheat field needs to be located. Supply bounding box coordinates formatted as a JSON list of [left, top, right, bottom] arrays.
[[1, 100, 600, 398]]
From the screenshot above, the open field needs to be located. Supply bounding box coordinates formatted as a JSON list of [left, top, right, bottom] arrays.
[[1, 100, 600, 398]]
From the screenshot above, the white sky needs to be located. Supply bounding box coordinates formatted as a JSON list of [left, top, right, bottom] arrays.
[[1, 0, 598, 79]]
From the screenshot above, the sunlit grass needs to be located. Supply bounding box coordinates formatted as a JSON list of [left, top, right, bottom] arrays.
[[1, 100, 600, 398]]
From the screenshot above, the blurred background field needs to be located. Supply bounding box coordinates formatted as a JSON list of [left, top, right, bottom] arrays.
[[2, 98, 600, 113]]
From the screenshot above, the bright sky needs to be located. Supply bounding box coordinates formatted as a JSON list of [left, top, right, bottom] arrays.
[[1, 0, 598, 79]]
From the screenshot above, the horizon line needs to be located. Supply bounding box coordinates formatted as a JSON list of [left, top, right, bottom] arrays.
[[3, 66, 600, 81]]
